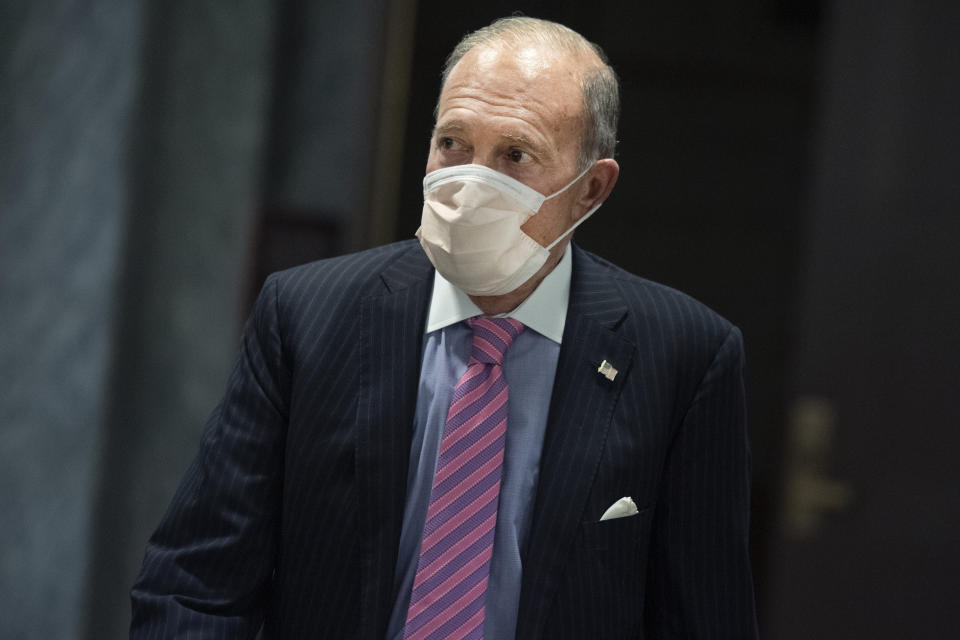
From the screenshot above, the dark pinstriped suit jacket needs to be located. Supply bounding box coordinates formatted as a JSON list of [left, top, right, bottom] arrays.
[[131, 240, 758, 639]]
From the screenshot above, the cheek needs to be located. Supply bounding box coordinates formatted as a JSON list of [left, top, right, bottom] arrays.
[[425, 148, 442, 174]]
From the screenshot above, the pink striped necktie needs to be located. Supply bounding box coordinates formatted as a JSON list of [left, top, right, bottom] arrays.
[[403, 316, 525, 640]]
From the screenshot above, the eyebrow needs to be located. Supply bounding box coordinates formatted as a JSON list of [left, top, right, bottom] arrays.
[[432, 121, 468, 139], [433, 120, 548, 155]]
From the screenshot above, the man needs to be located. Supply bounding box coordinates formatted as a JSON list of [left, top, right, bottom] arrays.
[[131, 17, 758, 639]]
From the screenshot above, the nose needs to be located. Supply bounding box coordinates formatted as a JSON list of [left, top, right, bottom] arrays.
[[469, 152, 497, 170]]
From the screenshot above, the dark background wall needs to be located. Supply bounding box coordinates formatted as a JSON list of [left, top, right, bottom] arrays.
[[1, 1, 957, 638], [764, 1, 960, 636]]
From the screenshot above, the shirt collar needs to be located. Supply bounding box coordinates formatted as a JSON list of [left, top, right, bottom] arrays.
[[425, 246, 571, 343]]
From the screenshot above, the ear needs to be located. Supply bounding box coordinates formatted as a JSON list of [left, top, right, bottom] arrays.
[[573, 159, 619, 221]]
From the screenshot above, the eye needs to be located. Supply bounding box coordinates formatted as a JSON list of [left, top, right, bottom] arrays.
[[507, 148, 532, 164], [438, 136, 465, 152]]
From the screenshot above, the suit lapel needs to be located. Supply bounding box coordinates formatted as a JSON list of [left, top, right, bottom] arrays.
[[516, 245, 635, 639], [355, 244, 433, 640]]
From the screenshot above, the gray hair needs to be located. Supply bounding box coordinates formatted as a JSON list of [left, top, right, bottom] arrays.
[[438, 17, 620, 170]]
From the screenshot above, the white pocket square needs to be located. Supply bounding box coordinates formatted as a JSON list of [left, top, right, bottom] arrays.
[[599, 496, 639, 521]]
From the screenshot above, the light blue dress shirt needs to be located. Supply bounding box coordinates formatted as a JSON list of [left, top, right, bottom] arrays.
[[385, 249, 571, 640]]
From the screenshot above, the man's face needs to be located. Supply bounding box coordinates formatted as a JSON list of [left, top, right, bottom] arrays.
[[426, 43, 590, 250]]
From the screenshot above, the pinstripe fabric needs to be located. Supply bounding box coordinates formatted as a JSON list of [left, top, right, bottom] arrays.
[[516, 251, 757, 640], [131, 239, 757, 639]]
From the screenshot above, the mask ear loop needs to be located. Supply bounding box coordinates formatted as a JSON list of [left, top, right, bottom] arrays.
[[544, 201, 603, 251], [541, 163, 595, 202], [541, 164, 603, 251]]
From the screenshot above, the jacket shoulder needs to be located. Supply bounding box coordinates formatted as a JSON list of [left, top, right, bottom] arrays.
[[575, 247, 738, 351], [268, 239, 425, 298], [250, 239, 430, 341]]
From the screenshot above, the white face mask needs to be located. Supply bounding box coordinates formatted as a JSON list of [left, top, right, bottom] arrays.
[[416, 163, 601, 297]]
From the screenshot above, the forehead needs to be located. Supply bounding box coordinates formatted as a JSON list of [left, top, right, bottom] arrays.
[[436, 43, 586, 148]]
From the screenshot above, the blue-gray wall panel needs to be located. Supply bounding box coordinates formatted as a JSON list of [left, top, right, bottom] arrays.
[[0, 2, 143, 638]]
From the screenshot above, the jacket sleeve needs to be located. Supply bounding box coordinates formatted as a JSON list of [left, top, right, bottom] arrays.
[[643, 326, 759, 638], [130, 273, 290, 639]]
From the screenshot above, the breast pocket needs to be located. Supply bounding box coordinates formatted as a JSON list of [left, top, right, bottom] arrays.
[[546, 506, 656, 638], [580, 504, 654, 556]]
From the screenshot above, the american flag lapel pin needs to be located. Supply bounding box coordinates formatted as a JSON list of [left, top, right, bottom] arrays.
[[597, 359, 618, 381]]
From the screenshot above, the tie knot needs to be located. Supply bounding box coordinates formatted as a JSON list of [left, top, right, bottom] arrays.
[[466, 317, 525, 365]]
